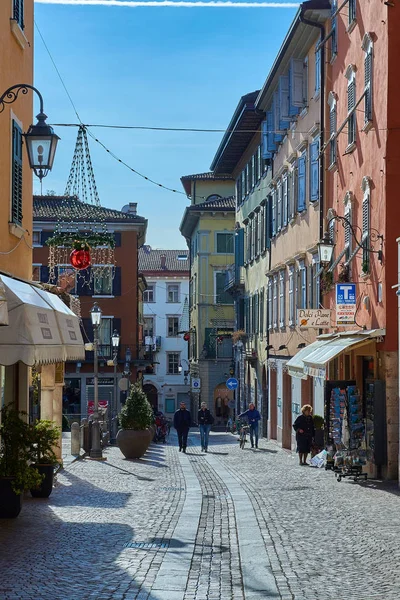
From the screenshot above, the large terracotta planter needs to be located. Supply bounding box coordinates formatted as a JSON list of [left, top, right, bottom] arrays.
[[116, 429, 152, 459]]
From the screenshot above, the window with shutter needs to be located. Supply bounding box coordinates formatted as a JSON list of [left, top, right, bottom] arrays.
[[279, 75, 290, 129], [254, 152, 259, 183], [297, 153, 306, 212], [300, 262, 307, 309], [252, 216, 256, 260], [247, 162, 252, 193], [315, 47, 321, 95], [288, 267, 294, 327], [260, 207, 265, 253], [364, 39, 373, 124], [362, 182, 370, 271], [344, 198, 352, 262], [255, 293, 259, 334], [266, 197, 272, 248], [302, 57, 309, 107], [308, 264, 314, 309], [215, 272, 233, 305], [347, 72, 356, 146], [13, 0, 24, 29], [261, 122, 272, 159], [266, 110, 277, 153], [279, 271, 285, 328], [328, 94, 337, 167], [241, 171, 246, 201], [313, 255, 320, 309], [273, 92, 283, 144], [277, 181, 282, 232], [11, 120, 23, 226], [310, 139, 319, 202], [268, 280, 273, 330], [271, 190, 276, 237], [289, 58, 304, 114], [273, 276, 278, 329], [288, 167, 296, 220], [259, 288, 264, 335], [282, 174, 288, 227], [348, 0, 356, 26]]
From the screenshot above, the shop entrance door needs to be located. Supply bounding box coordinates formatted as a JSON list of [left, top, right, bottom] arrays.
[[282, 372, 292, 450], [269, 369, 277, 440]]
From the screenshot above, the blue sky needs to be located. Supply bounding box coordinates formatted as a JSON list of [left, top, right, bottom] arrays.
[[34, 2, 298, 248]]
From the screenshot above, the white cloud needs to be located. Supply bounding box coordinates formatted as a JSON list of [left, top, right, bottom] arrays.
[[35, 0, 299, 8]]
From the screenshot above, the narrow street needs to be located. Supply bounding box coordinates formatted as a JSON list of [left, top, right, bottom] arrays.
[[1, 432, 399, 600]]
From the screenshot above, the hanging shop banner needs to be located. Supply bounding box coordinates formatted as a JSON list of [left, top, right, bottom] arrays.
[[335, 283, 357, 325], [297, 309, 331, 329]]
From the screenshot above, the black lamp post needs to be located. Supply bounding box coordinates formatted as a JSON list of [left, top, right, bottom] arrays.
[[0, 84, 59, 181], [110, 329, 120, 444]]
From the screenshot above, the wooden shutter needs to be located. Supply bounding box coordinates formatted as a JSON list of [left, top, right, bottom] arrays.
[[235, 228, 244, 267], [297, 153, 306, 212], [282, 175, 288, 227], [273, 92, 283, 143], [348, 78, 356, 145], [331, 1, 337, 56], [277, 182, 282, 232], [279, 75, 290, 129], [12, 121, 23, 226], [364, 49, 372, 122], [266, 111, 277, 153], [310, 139, 319, 202], [13, 0, 24, 29], [289, 58, 304, 112], [113, 266, 121, 296], [271, 190, 276, 236], [362, 195, 370, 266], [330, 105, 337, 165], [266, 197, 272, 249], [261, 121, 272, 159], [315, 48, 321, 94]]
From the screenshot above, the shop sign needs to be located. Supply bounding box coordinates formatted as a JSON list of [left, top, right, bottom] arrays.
[[305, 366, 326, 379], [336, 284, 356, 325], [86, 377, 114, 386], [87, 400, 108, 415], [297, 309, 331, 329]]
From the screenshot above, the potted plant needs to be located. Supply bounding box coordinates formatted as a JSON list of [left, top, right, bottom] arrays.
[[29, 420, 61, 498], [338, 263, 350, 283], [313, 414, 325, 448], [0, 406, 42, 518], [116, 384, 154, 459], [320, 270, 334, 294]]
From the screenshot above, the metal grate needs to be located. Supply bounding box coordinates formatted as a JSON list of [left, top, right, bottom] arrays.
[[124, 541, 169, 550]]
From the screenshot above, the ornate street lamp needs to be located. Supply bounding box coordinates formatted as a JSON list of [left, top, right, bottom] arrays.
[[90, 302, 103, 459], [0, 84, 59, 181], [317, 230, 335, 264]]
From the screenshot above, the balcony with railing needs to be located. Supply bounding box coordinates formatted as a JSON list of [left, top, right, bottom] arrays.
[[225, 264, 244, 295]]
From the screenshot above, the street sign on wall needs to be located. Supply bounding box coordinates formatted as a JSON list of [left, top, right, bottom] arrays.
[[191, 378, 201, 391], [297, 309, 331, 329], [226, 378, 238, 391], [336, 283, 357, 325]]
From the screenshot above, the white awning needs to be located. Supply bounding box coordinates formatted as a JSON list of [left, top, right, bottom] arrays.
[[303, 329, 385, 379], [286, 336, 335, 379], [0, 274, 85, 366]]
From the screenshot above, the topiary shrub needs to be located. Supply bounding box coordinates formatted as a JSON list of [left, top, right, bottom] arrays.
[[118, 384, 154, 431]]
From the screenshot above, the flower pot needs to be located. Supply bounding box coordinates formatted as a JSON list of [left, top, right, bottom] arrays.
[[116, 429, 152, 459], [30, 465, 55, 498], [0, 478, 22, 518]]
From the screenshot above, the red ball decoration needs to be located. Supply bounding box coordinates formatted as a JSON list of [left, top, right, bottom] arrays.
[[70, 249, 91, 270], [183, 332, 190, 341]]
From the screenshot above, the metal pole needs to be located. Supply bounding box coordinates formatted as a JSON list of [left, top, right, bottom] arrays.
[[90, 323, 102, 458], [112, 359, 118, 443]]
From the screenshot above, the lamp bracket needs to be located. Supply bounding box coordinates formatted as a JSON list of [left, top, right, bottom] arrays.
[[0, 84, 44, 114]]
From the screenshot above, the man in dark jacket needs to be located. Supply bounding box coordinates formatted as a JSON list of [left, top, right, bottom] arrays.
[[239, 403, 261, 448], [198, 402, 214, 452], [173, 402, 191, 453]]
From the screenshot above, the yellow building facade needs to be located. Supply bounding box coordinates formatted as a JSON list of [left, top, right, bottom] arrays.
[[180, 174, 236, 423]]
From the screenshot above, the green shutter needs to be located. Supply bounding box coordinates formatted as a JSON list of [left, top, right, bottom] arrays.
[[12, 120, 23, 226]]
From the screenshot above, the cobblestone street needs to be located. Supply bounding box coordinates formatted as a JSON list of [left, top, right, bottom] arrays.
[[1, 432, 400, 600]]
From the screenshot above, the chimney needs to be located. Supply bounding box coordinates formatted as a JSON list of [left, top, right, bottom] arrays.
[[160, 254, 167, 270], [128, 202, 137, 215]]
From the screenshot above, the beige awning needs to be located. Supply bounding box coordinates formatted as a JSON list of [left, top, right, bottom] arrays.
[[286, 335, 336, 379], [0, 274, 85, 366], [303, 329, 385, 379]]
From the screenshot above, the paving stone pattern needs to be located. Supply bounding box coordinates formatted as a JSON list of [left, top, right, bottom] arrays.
[[1, 431, 400, 599]]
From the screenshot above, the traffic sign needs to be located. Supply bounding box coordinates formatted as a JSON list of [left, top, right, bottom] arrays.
[[336, 283, 357, 325], [336, 283, 356, 304], [191, 377, 201, 391], [226, 378, 238, 391]]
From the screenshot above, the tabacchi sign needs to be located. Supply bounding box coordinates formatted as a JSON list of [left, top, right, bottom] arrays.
[[297, 309, 331, 329]]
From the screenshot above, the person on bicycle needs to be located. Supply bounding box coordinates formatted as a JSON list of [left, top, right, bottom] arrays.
[[197, 402, 214, 452], [239, 403, 261, 448]]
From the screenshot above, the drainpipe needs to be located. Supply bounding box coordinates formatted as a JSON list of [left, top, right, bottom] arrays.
[[299, 7, 326, 328], [265, 160, 274, 437]]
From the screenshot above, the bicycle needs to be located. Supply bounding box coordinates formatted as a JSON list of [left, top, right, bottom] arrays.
[[238, 421, 250, 449]]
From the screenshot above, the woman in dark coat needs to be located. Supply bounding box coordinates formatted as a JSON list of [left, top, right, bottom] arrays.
[[293, 404, 315, 466]]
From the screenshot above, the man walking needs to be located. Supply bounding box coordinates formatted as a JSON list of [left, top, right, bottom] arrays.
[[173, 401, 191, 453], [198, 402, 214, 452], [239, 403, 261, 448]]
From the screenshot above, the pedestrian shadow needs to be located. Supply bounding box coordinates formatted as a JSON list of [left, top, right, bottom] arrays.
[[251, 448, 278, 454], [352, 479, 400, 496], [53, 469, 132, 508]]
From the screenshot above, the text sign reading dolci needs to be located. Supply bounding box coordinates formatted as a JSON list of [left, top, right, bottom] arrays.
[[297, 309, 331, 329]]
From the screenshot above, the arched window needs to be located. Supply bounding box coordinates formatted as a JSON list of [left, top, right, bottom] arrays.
[[206, 194, 221, 203]]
